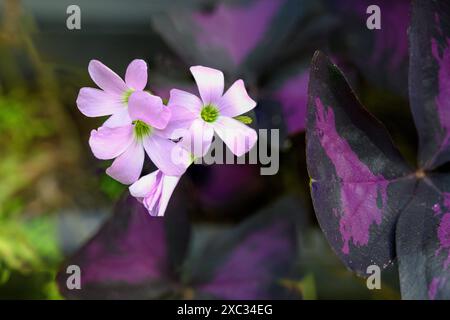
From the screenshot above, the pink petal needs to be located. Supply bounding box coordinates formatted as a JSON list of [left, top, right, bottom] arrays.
[[190, 66, 224, 105], [154, 175, 181, 216], [218, 80, 256, 117], [129, 171, 181, 217], [161, 95, 200, 139], [76, 87, 124, 117], [145, 177, 164, 214], [187, 119, 214, 157], [159, 108, 199, 139], [142, 135, 189, 176], [129, 170, 160, 198], [171, 141, 194, 170], [125, 59, 148, 91], [168, 89, 203, 112], [88, 60, 128, 95], [128, 91, 171, 130], [88, 125, 134, 160], [212, 116, 257, 157], [159, 88, 203, 139], [106, 140, 144, 184], [103, 108, 132, 128]]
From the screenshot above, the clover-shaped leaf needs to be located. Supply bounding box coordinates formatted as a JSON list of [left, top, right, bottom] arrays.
[[57, 181, 301, 299], [57, 189, 191, 299], [306, 0, 450, 299]]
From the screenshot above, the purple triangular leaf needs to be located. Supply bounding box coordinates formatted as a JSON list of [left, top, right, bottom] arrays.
[[188, 196, 301, 299], [306, 51, 414, 275], [409, 0, 450, 169], [57, 189, 191, 299]]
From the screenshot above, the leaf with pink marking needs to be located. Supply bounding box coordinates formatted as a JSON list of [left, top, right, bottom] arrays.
[[264, 65, 309, 135], [188, 196, 301, 299], [394, 1, 450, 299], [306, 52, 414, 275], [150, 0, 305, 74], [57, 183, 302, 299], [409, 0, 450, 169], [56, 188, 191, 299], [307, 1, 450, 299], [397, 176, 450, 299], [149, 0, 322, 136]]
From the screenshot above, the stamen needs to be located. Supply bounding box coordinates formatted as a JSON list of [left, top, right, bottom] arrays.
[[122, 89, 134, 104], [201, 104, 219, 123], [133, 120, 152, 139]]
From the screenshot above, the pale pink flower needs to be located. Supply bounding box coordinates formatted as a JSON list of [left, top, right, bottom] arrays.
[[164, 66, 258, 157], [129, 170, 181, 217], [89, 91, 188, 185], [77, 59, 148, 128]]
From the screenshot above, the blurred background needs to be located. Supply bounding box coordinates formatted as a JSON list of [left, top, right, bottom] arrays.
[[0, 0, 416, 299]]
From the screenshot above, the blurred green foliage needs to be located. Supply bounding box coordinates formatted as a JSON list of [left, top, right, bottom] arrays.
[[0, 94, 55, 216], [99, 167, 128, 201], [0, 94, 54, 150], [0, 0, 83, 299], [0, 80, 68, 298], [0, 216, 62, 299]]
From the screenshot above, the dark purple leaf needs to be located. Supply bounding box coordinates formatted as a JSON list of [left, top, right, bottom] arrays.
[[268, 66, 309, 134], [263, 57, 359, 136], [306, 51, 414, 275], [393, 1, 450, 300], [195, 163, 264, 210], [150, 0, 305, 76], [307, 1, 450, 297], [188, 196, 301, 299], [396, 175, 450, 299], [192, 0, 283, 67], [329, 0, 410, 95], [149, 0, 315, 136], [395, 2, 450, 299], [409, 0, 450, 169], [57, 176, 302, 300], [57, 189, 191, 299]]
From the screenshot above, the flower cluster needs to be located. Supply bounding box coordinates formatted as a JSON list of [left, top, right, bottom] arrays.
[[77, 59, 257, 217]]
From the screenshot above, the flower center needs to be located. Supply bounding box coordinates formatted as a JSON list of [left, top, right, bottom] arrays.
[[133, 120, 152, 140], [122, 89, 134, 104], [201, 104, 219, 123]]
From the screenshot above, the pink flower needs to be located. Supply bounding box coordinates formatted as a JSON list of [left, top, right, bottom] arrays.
[[77, 59, 148, 128], [89, 91, 188, 185], [129, 170, 181, 217], [128, 125, 196, 217], [165, 66, 258, 157]]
